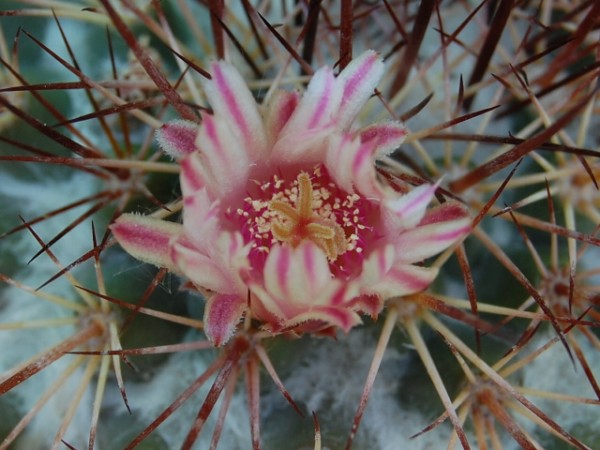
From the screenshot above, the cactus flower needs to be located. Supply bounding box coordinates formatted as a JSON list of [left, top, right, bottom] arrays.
[[111, 51, 471, 346]]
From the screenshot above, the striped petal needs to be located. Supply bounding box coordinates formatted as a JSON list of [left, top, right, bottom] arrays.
[[271, 66, 342, 163], [394, 204, 471, 262], [359, 121, 408, 156], [180, 152, 211, 198], [325, 134, 383, 199], [181, 188, 220, 252], [365, 264, 438, 299], [204, 293, 246, 346], [382, 181, 441, 231], [253, 242, 360, 329], [336, 50, 384, 130], [110, 214, 181, 272], [155, 120, 198, 160], [170, 237, 235, 295], [201, 61, 267, 160], [360, 245, 438, 299], [263, 90, 300, 146], [420, 201, 471, 226], [360, 245, 395, 286], [195, 113, 250, 197], [262, 242, 331, 306], [281, 305, 362, 333]]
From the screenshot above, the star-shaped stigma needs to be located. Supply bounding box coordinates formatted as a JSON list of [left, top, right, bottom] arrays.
[[269, 172, 348, 261]]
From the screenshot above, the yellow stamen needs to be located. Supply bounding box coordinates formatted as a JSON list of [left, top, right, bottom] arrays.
[[269, 173, 348, 260]]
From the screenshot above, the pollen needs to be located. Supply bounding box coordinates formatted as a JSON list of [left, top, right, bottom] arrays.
[[269, 173, 348, 261]]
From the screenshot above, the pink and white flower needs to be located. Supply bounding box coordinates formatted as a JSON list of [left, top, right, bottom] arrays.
[[111, 51, 471, 346]]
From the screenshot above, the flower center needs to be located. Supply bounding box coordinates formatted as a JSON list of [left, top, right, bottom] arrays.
[[231, 165, 373, 275], [269, 173, 348, 261]]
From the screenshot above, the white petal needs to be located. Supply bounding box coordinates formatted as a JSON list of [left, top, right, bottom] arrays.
[[204, 293, 246, 346], [382, 181, 441, 231], [263, 90, 300, 146], [325, 134, 384, 200], [196, 113, 250, 197], [181, 188, 220, 252], [336, 50, 384, 130], [111, 214, 181, 272], [201, 61, 267, 160], [171, 238, 235, 294], [363, 264, 438, 299], [260, 242, 333, 308], [155, 120, 198, 160], [359, 121, 408, 156], [393, 216, 471, 262], [271, 66, 342, 163], [180, 152, 212, 198]]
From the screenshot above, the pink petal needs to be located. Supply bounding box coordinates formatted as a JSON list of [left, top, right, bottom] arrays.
[[170, 237, 235, 294], [360, 245, 395, 286], [394, 209, 471, 262], [181, 188, 220, 252], [271, 67, 342, 163], [336, 50, 384, 130], [359, 245, 439, 299], [364, 264, 438, 299], [382, 181, 441, 231], [195, 113, 250, 197], [359, 121, 408, 156], [325, 135, 383, 199], [202, 61, 267, 160], [352, 140, 384, 199], [351, 294, 385, 318], [420, 202, 471, 226], [263, 90, 300, 145], [204, 293, 246, 346], [155, 120, 198, 160], [252, 242, 360, 330], [292, 66, 340, 129], [263, 243, 331, 305], [325, 134, 360, 193], [180, 152, 210, 197], [111, 214, 181, 272], [272, 125, 336, 165], [281, 306, 362, 334]]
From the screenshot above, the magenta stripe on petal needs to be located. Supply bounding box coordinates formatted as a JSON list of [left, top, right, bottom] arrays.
[[303, 243, 316, 283], [114, 221, 169, 249], [111, 214, 181, 271], [360, 123, 408, 145], [342, 51, 379, 101], [203, 114, 219, 150], [403, 184, 437, 216], [279, 92, 299, 127], [328, 284, 353, 306], [276, 246, 291, 296], [352, 142, 373, 174], [204, 293, 246, 346], [201, 114, 230, 169], [314, 306, 361, 332], [213, 64, 251, 145], [420, 203, 470, 225], [156, 120, 198, 160], [308, 72, 334, 128], [336, 51, 384, 128], [427, 225, 472, 242], [390, 267, 432, 291], [180, 153, 207, 195]]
